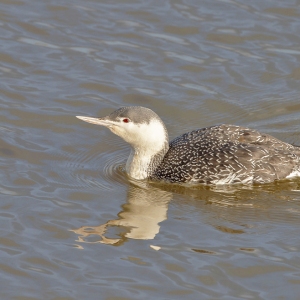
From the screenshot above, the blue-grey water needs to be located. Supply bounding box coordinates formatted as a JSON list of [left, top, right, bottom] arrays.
[[1, 0, 300, 299]]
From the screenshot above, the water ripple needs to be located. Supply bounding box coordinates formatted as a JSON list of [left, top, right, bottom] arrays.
[[47, 137, 128, 191]]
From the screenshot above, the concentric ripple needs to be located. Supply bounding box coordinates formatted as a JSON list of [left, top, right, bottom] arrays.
[[102, 149, 128, 186], [48, 140, 129, 191]]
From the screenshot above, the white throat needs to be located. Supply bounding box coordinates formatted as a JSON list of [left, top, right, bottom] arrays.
[[123, 119, 169, 179], [125, 149, 153, 179]]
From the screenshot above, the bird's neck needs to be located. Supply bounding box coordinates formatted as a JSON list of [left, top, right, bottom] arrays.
[[125, 143, 169, 180]]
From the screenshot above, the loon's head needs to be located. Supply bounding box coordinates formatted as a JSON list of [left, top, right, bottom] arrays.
[[76, 106, 169, 154]]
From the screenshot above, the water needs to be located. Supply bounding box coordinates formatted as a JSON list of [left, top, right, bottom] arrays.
[[1, 0, 300, 299]]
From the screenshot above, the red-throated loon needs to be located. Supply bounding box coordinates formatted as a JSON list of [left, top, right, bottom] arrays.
[[76, 106, 300, 184]]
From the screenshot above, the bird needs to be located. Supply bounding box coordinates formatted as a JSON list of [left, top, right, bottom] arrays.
[[76, 106, 300, 185]]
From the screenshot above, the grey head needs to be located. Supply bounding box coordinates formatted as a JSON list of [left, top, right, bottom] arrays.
[[77, 106, 170, 180], [77, 106, 169, 156], [107, 106, 161, 125]]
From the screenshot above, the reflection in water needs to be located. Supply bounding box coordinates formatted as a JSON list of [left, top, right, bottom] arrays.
[[72, 178, 300, 246], [71, 182, 172, 245], [1, 0, 300, 297]]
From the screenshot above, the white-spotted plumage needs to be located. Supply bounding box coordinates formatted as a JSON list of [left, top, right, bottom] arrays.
[[76, 106, 300, 185]]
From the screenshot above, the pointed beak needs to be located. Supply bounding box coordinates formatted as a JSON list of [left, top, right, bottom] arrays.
[[76, 116, 115, 127]]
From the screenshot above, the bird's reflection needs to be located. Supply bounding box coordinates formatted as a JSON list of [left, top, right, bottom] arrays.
[[71, 178, 300, 246], [71, 181, 172, 245]]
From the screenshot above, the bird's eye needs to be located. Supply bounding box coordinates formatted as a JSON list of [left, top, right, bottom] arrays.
[[123, 118, 130, 123]]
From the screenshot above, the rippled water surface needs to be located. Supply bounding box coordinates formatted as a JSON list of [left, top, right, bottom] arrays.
[[1, 0, 300, 299]]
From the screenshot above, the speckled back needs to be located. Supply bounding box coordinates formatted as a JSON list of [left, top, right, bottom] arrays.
[[152, 124, 300, 184]]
